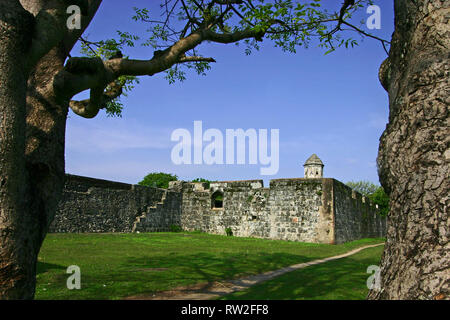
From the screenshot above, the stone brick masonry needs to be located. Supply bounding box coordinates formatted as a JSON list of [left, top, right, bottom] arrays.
[[50, 174, 386, 244], [49, 174, 181, 233]]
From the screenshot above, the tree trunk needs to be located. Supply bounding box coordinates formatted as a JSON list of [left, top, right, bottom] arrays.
[[369, 0, 449, 299], [25, 47, 69, 237], [0, 2, 37, 299], [0, 4, 68, 299]]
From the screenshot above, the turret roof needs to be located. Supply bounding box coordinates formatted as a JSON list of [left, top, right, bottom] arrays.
[[304, 154, 324, 166]]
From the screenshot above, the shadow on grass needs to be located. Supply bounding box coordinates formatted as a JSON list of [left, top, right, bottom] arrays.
[[112, 251, 325, 297], [124, 251, 315, 279], [35, 234, 384, 300], [221, 247, 384, 300], [37, 262, 66, 274], [37, 251, 319, 300]]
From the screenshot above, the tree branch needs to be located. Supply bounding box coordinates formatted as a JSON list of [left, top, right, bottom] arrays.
[[177, 55, 216, 63], [341, 20, 391, 55], [56, 0, 392, 120], [202, 28, 264, 43], [214, 0, 244, 4], [58, 16, 278, 108], [69, 80, 123, 118]]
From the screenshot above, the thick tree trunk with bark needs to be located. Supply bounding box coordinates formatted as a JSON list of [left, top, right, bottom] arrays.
[[0, 2, 40, 299], [0, 13, 68, 300], [0, 0, 102, 299], [0, 1, 73, 299], [369, 0, 449, 299], [25, 47, 69, 235]]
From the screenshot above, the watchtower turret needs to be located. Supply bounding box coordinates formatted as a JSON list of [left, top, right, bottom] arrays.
[[303, 154, 324, 178]]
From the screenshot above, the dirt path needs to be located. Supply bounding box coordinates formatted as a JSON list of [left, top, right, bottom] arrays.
[[125, 243, 384, 300]]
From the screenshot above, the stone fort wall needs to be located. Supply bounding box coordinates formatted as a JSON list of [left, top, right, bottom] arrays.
[[170, 178, 386, 244], [49, 174, 181, 233], [50, 174, 386, 244]]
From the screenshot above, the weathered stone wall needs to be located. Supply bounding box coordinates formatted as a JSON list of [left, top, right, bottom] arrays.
[[333, 179, 387, 244], [51, 175, 385, 243], [267, 179, 334, 243], [174, 178, 338, 243], [133, 189, 182, 233], [172, 178, 385, 244], [170, 180, 270, 237], [50, 174, 181, 233]]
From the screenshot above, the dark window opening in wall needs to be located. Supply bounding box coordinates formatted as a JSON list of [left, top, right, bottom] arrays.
[[211, 191, 224, 209]]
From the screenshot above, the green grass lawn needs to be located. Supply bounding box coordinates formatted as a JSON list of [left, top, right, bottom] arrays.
[[36, 232, 384, 300], [220, 245, 385, 300]]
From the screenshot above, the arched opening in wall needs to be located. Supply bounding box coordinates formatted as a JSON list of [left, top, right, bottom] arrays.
[[211, 191, 224, 209]]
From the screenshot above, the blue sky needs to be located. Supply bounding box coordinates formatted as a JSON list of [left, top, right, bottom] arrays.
[[66, 1, 394, 187]]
